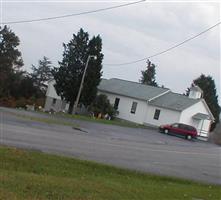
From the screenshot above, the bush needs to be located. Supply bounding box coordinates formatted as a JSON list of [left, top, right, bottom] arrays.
[[15, 97, 27, 108], [0, 97, 17, 108], [89, 94, 118, 119], [35, 98, 45, 108], [0, 96, 45, 110], [16, 97, 45, 110]]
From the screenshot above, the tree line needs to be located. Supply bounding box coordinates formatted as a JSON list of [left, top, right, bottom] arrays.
[[0, 26, 114, 118], [0, 26, 53, 107], [0, 25, 220, 129]]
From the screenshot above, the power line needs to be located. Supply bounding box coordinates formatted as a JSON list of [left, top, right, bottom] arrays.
[[1, 0, 145, 25], [105, 22, 221, 66]]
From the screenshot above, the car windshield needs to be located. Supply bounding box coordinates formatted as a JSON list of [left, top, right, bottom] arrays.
[[171, 123, 179, 128]]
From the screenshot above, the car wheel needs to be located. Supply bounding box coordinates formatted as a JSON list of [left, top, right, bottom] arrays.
[[186, 135, 192, 140], [164, 129, 169, 134]]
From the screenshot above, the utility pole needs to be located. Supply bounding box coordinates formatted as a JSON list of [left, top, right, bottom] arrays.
[[72, 55, 97, 114]]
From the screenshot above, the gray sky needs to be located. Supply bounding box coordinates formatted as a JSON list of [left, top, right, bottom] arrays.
[[1, 0, 220, 104]]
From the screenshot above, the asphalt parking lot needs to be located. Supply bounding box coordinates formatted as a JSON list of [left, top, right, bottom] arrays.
[[0, 107, 220, 184]]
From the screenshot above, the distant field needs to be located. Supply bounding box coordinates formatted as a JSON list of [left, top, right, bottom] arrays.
[[0, 146, 220, 200]]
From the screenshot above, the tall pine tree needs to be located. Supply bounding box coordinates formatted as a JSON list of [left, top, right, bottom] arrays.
[[31, 56, 53, 93], [80, 35, 103, 106], [140, 59, 158, 87], [0, 26, 23, 98], [53, 29, 103, 113]]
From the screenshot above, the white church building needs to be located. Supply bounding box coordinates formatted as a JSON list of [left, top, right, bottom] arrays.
[[45, 78, 214, 138]]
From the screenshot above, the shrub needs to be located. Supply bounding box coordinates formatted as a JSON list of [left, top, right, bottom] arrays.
[[0, 97, 16, 108], [35, 98, 45, 107], [89, 94, 118, 119], [15, 97, 27, 108]]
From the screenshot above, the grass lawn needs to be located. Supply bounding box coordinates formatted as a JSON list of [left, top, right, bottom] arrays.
[[12, 108, 147, 129], [57, 112, 146, 128], [11, 111, 80, 128], [0, 146, 220, 200]]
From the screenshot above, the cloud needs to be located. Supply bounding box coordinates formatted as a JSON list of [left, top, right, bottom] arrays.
[[2, 1, 220, 103]]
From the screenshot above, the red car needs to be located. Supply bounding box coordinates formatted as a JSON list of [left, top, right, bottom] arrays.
[[159, 123, 198, 140]]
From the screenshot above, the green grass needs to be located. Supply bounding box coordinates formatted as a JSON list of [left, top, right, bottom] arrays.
[[13, 110, 140, 129], [9, 107, 147, 129], [0, 146, 220, 200], [12, 112, 80, 128], [57, 112, 146, 128]]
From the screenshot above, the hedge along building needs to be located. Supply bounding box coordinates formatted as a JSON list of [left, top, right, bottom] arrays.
[[45, 78, 214, 138]]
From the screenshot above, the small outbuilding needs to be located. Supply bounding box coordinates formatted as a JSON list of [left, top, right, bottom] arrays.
[[44, 79, 69, 113]]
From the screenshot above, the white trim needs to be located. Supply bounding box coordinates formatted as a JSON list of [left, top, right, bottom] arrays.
[[148, 89, 171, 102], [201, 99, 215, 121]]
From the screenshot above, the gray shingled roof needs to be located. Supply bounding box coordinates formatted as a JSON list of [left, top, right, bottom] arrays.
[[149, 92, 200, 111], [98, 78, 169, 101]]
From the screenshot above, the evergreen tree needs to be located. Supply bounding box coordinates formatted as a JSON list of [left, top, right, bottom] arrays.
[[31, 56, 53, 93], [80, 35, 103, 106], [190, 74, 220, 131], [18, 76, 37, 99], [8, 71, 24, 98], [53, 29, 103, 113], [0, 26, 23, 97], [140, 59, 158, 86]]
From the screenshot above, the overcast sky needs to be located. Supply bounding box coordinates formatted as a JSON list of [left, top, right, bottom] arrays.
[[1, 0, 220, 104]]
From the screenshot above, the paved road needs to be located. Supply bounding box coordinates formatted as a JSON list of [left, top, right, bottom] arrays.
[[0, 107, 220, 184]]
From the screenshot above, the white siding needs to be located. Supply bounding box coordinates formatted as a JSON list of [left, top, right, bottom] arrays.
[[189, 90, 202, 99], [144, 105, 181, 127], [46, 80, 61, 100], [179, 101, 212, 136], [99, 92, 148, 124]]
